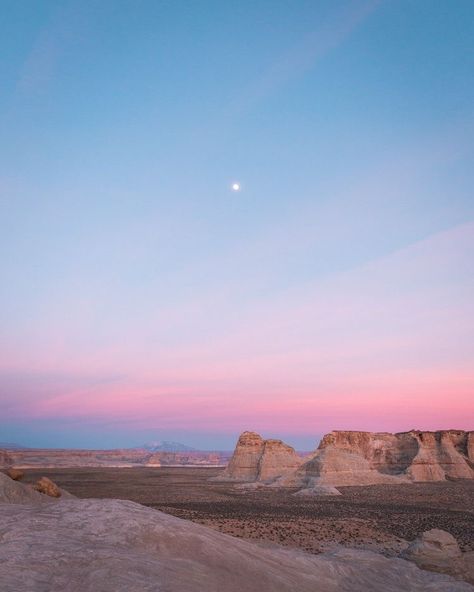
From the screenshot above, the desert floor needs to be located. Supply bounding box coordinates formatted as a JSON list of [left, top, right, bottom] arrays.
[[21, 467, 474, 556]]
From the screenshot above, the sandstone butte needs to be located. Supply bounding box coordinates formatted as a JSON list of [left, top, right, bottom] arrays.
[[218, 430, 474, 492], [214, 431, 303, 482]]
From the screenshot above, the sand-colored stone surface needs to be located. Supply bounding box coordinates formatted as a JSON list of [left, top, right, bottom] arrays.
[[23, 467, 473, 558], [275, 430, 474, 489], [34, 476, 62, 497], [0, 472, 74, 503], [216, 431, 302, 482], [0, 472, 45, 504], [0, 498, 472, 592], [402, 529, 474, 584]]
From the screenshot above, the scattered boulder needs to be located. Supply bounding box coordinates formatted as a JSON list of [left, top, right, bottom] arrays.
[[401, 529, 474, 584], [34, 476, 61, 498], [215, 431, 302, 483], [6, 467, 24, 481], [0, 472, 45, 504]]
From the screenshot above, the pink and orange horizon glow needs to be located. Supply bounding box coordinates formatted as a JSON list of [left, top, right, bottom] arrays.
[[2, 222, 473, 448]]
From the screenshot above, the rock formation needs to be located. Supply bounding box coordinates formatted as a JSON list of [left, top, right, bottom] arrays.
[[0, 472, 73, 503], [216, 431, 302, 482], [407, 431, 474, 481], [402, 529, 474, 585], [0, 472, 46, 504], [0, 498, 472, 592], [34, 476, 62, 498], [275, 430, 474, 490]]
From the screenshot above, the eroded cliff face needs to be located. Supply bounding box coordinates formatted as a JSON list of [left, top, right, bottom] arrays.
[[277, 430, 474, 489], [217, 432, 302, 482], [406, 431, 474, 481]]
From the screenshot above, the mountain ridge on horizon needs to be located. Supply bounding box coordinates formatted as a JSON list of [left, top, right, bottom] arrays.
[[138, 440, 197, 453]]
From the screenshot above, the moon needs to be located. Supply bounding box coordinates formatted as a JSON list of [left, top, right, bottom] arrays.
[[231, 182, 241, 192]]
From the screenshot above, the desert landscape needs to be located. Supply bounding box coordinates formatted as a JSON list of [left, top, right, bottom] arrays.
[[1, 429, 474, 590], [2, 1, 473, 590], [15, 466, 474, 556]]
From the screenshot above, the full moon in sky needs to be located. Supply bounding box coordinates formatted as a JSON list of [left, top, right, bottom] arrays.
[[231, 182, 241, 191]]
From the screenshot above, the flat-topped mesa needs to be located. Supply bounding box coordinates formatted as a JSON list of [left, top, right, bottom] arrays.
[[275, 429, 474, 489], [217, 431, 302, 482]]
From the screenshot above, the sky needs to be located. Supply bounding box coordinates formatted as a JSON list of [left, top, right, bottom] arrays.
[[0, 0, 473, 450]]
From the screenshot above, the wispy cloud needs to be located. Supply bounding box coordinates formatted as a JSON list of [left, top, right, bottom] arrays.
[[227, 0, 381, 115]]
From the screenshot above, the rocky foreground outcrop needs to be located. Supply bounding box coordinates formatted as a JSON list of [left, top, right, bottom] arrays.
[[0, 472, 46, 503], [402, 529, 474, 584], [220, 430, 474, 490], [0, 498, 472, 592], [215, 431, 302, 482], [0, 472, 72, 503]]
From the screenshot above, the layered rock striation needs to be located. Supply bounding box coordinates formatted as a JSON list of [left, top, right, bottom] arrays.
[[277, 430, 474, 489], [216, 431, 303, 482], [219, 430, 474, 489]]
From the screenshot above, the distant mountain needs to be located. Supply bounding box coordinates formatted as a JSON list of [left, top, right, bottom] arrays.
[[0, 442, 27, 450], [140, 441, 197, 452]]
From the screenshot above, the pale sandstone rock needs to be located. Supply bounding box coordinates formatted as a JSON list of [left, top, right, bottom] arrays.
[[0, 472, 73, 504], [0, 499, 472, 592], [0, 472, 45, 504], [274, 430, 474, 489], [34, 476, 62, 498], [406, 431, 474, 481], [215, 431, 302, 482], [401, 529, 474, 584], [217, 431, 264, 481]]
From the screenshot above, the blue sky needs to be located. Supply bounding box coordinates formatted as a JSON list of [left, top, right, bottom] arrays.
[[0, 0, 473, 450]]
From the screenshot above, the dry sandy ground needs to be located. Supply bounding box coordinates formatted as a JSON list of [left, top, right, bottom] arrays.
[[20, 467, 474, 557]]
